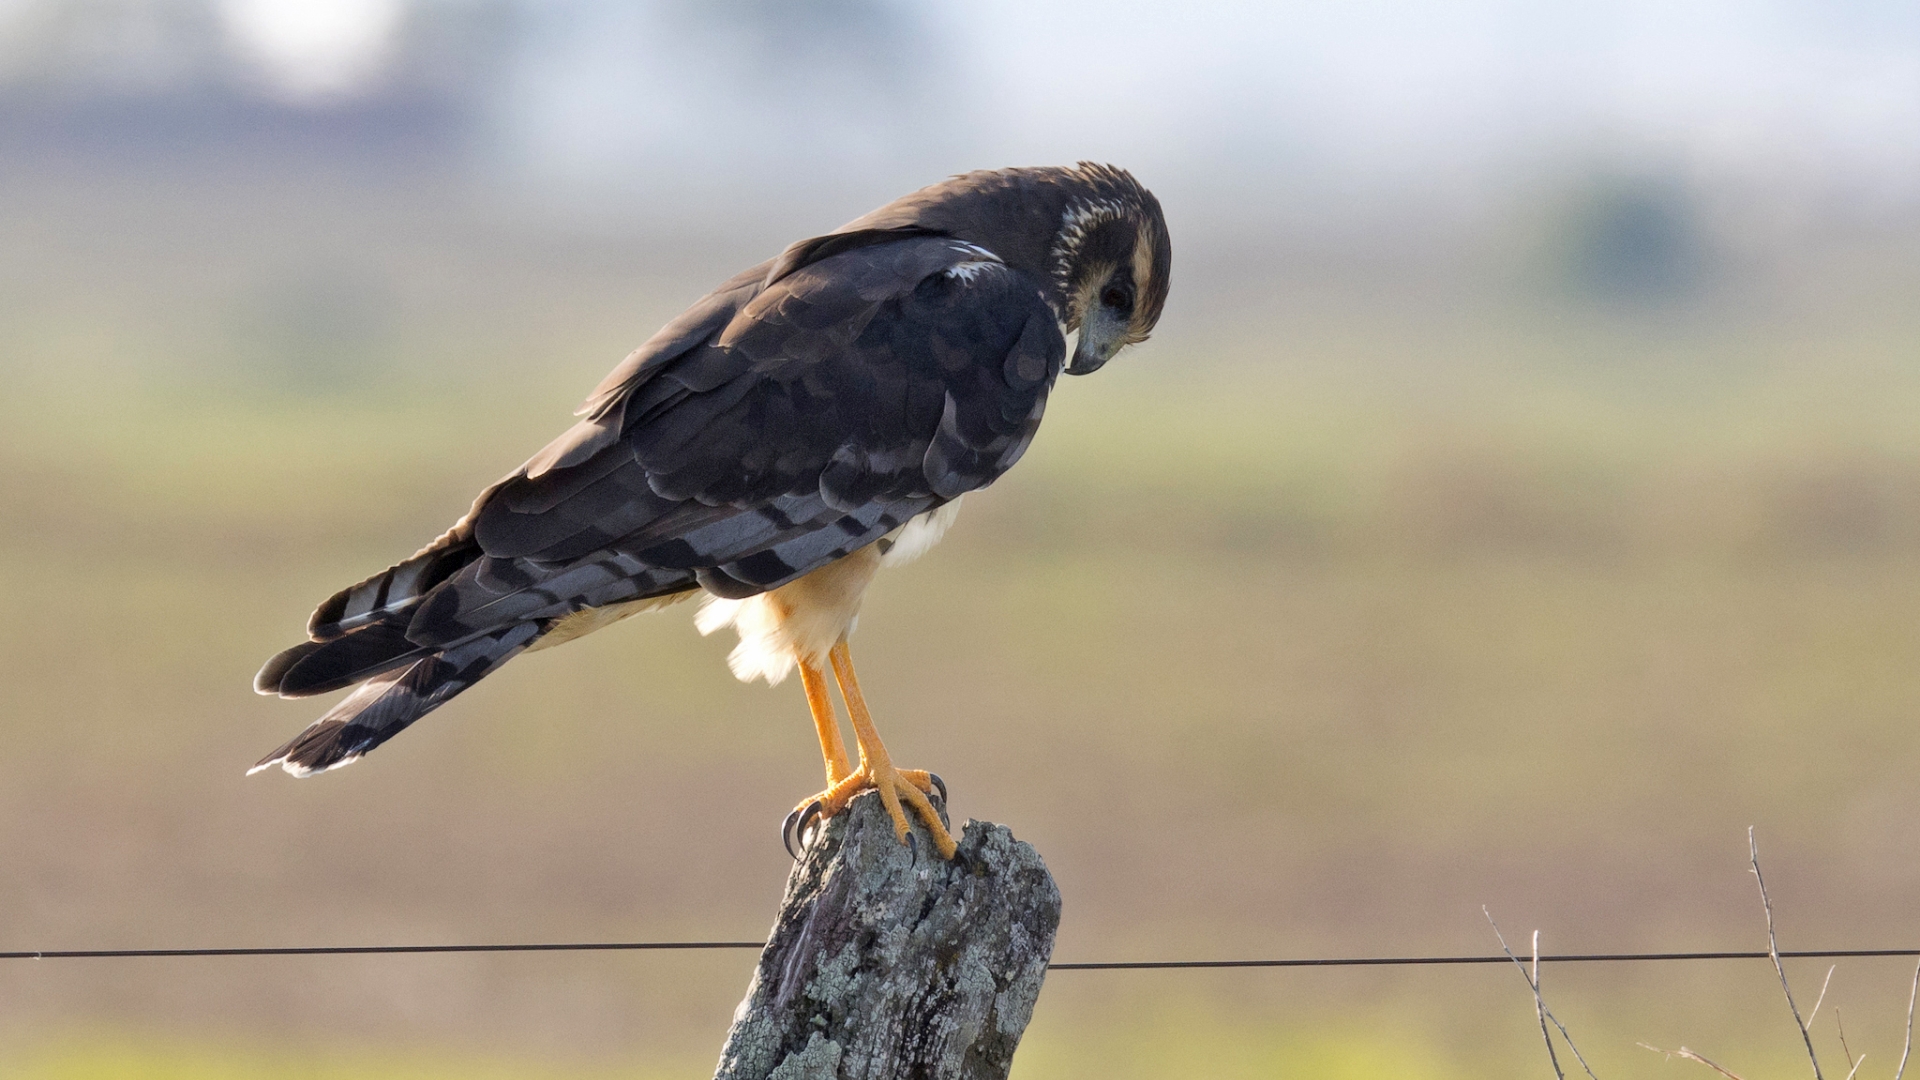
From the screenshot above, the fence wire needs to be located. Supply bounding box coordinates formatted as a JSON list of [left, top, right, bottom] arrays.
[[6, 942, 1918, 970]]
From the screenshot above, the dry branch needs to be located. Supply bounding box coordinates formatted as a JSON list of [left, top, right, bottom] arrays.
[[1638, 1043, 1747, 1080], [1834, 1007, 1858, 1079], [1808, 966, 1836, 1029], [1485, 909, 1599, 1080], [1899, 961, 1920, 1080], [1750, 828, 1825, 1080]]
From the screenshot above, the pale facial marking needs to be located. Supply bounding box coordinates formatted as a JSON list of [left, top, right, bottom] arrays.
[[1129, 221, 1158, 344], [1050, 197, 1129, 325]]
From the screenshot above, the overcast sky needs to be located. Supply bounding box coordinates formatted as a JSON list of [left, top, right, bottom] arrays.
[[485, 1, 1920, 222], [4, 0, 1917, 221]]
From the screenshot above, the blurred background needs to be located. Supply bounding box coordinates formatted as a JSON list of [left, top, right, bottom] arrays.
[[3, 1, 1919, 1076]]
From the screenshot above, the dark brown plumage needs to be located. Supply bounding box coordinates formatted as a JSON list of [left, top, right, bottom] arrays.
[[253, 163, 1171, 794]]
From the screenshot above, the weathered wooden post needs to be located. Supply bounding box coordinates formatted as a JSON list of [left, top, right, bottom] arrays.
[[714, 791, 1061, 1080]]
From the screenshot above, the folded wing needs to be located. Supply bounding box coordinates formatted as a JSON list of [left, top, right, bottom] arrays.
[[253, 235, 1065, 774]]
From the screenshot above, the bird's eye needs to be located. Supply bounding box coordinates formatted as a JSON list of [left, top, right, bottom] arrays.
[[1101, 285, 1132, 311]]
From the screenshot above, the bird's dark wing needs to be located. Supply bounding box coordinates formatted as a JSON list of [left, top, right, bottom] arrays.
[[407, 235, 1063, 637], [253, 235, 1063, 774], [289, 262, 775, 647]]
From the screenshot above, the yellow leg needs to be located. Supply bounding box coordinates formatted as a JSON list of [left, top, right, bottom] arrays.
[[823, 638, 957, 859], [800, 659, 853, 786]]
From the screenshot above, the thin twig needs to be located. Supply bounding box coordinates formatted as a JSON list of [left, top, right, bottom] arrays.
[[1750, 828, 1824, 1080], [1896, 960, 1919, 1080], [1485, 911, 1563, 1079], [1487, 908, 1564, 1080], [1807, 966, 1837, 1028], [1831, 1004, 1862, 1080], [1534, 930, 1565, 1080], [1833, 1007, 1854, 1074], [1638, 1043, 1746, 1080], [1484, 909, 1600, 1079]]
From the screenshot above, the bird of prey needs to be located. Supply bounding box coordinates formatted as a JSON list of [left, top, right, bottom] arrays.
[[252, 163, 1171, 860]]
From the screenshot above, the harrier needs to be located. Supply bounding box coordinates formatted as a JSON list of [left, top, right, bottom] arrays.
[[253, 163, 1172, 860]]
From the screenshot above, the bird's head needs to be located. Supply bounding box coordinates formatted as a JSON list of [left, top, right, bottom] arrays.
[[1050, 164, 1172, 375]]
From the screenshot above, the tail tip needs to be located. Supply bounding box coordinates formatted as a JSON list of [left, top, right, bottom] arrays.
[[248, 722, 362, 778]]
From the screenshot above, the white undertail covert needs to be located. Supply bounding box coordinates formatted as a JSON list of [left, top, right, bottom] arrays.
[[696, 499, 964, 684]]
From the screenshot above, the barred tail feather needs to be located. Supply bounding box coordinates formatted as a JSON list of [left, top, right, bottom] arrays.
[[254, 620, 428, 699], [307, 523, 486, 641], [249, 622, 543, 777]]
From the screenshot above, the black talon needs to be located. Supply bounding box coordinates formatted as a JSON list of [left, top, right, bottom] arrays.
[[928, 773, 950, 830], [796, 800, 824, 851], [907, 831, 919, 863], [781, 807, 804, 861]]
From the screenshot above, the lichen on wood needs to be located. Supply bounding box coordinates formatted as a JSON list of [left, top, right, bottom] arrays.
[[713, 791, 1061, 1080]]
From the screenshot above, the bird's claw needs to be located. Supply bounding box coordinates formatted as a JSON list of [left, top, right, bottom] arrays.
[[785, 766, 957, 860], [781, 806, 803, 861], [929, 773, 950, 829], [782, 799, 825, 861], [797, 800, 824, 849]]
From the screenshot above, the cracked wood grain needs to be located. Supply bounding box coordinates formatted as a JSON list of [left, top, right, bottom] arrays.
[[714, 791, 1060, 1080]]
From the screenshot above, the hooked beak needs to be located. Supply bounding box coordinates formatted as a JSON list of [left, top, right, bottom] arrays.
[[1066, 307, 1127, 376], [1064, 345, 1108, 376]]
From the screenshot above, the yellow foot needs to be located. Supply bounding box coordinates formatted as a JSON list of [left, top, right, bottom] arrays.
[[784, 766, 956, 860]]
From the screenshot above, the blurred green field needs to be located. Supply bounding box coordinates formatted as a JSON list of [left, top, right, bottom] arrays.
[[5, 163, 1920, 1078]]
